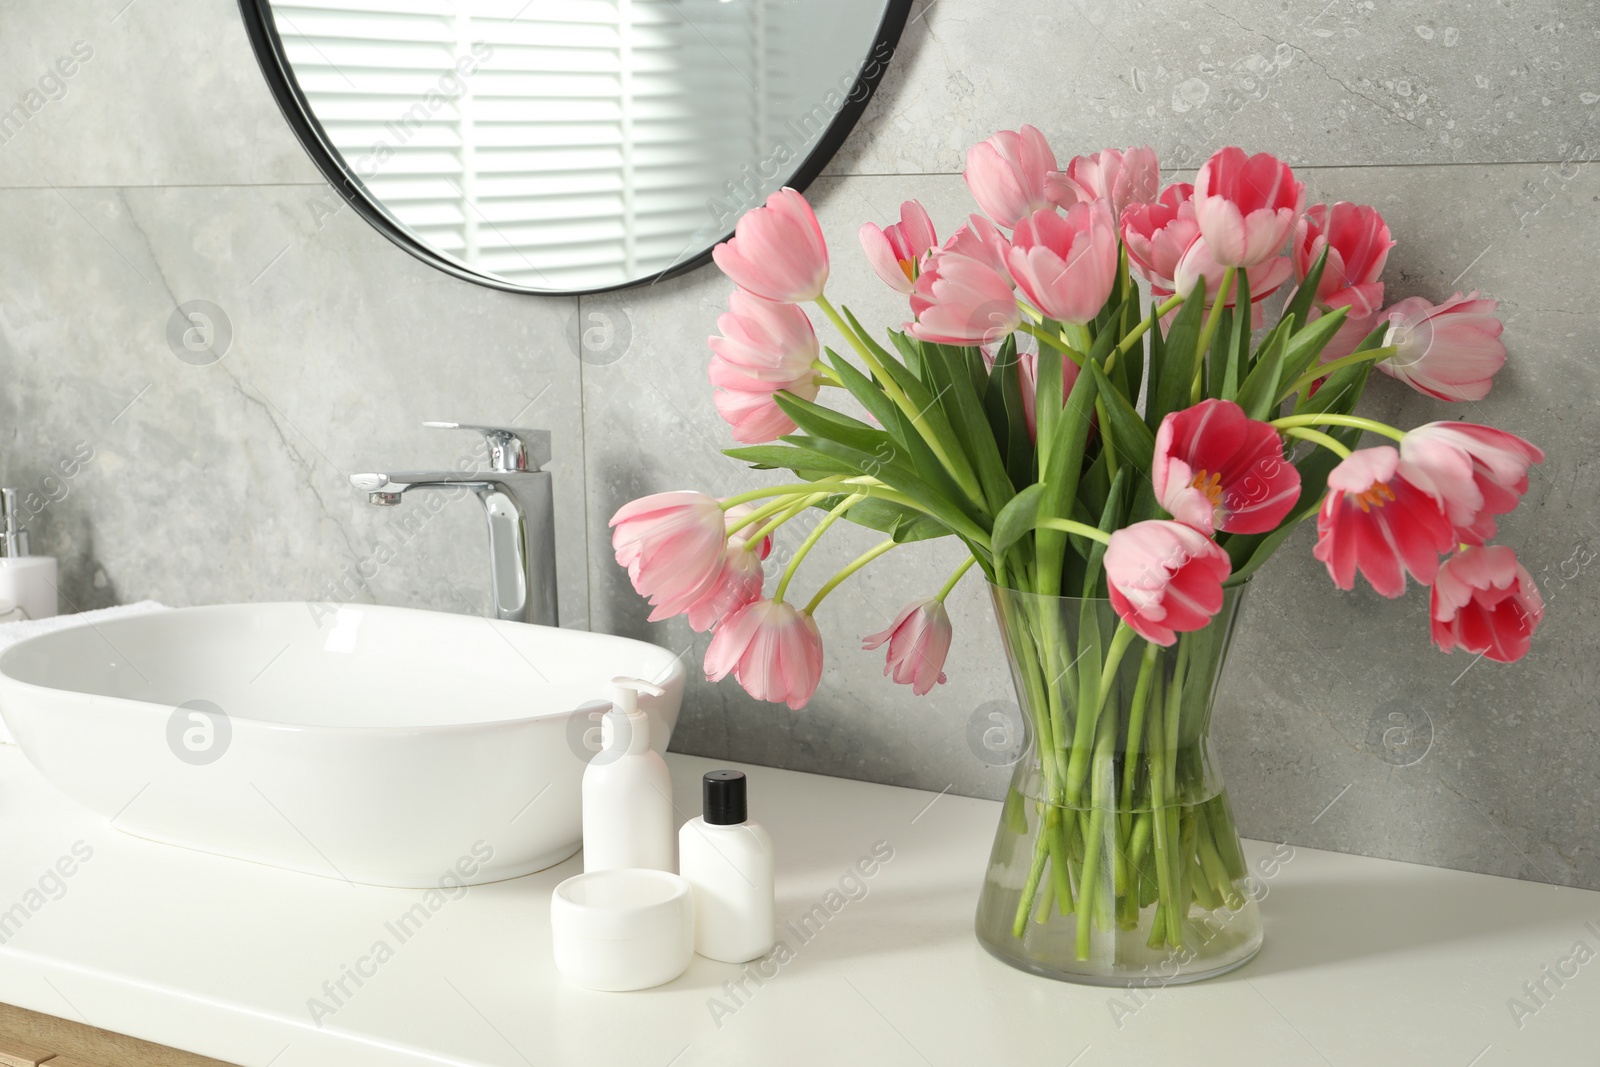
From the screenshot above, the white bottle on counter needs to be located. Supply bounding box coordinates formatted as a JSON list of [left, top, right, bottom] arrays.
[[581, 676, 676, 873], [0, 488, 57, 621], [679, 769, 775, 963]]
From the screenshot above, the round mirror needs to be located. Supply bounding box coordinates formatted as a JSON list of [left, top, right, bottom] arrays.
[[239, 1, 912, 294]]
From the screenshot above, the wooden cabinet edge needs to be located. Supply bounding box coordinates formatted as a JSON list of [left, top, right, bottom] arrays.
[[0, 1002, 239, 1067]]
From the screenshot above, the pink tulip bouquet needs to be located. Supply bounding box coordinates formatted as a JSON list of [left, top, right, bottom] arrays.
[[611, 129, 1545, 979]]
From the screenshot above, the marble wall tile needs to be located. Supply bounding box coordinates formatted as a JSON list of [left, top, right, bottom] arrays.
[[834, 0, 1594, 175], [0, 1, 318, 187], [0, 181, 589, 627]]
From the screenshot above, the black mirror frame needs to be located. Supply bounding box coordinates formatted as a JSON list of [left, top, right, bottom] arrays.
[[237, 0, 915, 296]]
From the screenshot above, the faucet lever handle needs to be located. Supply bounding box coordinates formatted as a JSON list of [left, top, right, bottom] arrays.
[[423, 422, 551, 473]]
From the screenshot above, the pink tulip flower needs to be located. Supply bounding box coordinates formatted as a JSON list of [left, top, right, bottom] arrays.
[[1121, 182, 1198, 294], [723, 503, 773, 560], [1400, 422, 1544, 544], [1292, 202, 1394, 319], [712, 188, 829, 303], [1105, 520, 1232, 646], [704, 599, 824, 709], [859, 200, 938, 294], [1007, 201, 1119, 325], [1062, 146, 1160, 219], [964, 125, 1067, 229], [862, 598, 953, 696], [611, 491, 730, 621], [942, 213, 1014, 282], [685, 543, 766, 633], [1311, 447, 1457, 598], [1378, 292, 1507, 402], [1153, 399, 1301, 534], [1431, 545, 1544, 663], [907, 250, 1021, 346], [1191, 147, 1305, 268], [1172, 239, 1294, 312], [708, 289, 822, 443]]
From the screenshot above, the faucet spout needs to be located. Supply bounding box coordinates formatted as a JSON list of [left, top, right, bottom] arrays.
[[349, 425, 558, 626]]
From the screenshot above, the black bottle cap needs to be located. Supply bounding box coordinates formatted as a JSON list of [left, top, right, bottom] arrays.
[[702, 769, 747, 825]]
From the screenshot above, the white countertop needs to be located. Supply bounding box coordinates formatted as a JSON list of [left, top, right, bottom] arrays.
[[0, 743, 1594, 1066]]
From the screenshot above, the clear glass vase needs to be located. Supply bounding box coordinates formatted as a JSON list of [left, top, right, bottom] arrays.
[[974, 582, 1262, 985]]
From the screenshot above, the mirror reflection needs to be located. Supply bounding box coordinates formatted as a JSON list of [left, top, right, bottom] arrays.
[[262, 1, 896, 291]]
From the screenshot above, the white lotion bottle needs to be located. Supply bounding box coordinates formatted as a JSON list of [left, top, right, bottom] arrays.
[[582, 676, 676, 873], [0, 488, 57, 621], [679, 770, 775, 963]]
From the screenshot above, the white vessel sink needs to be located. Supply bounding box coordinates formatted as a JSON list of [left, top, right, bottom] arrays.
[[0, 603, 684, 888]]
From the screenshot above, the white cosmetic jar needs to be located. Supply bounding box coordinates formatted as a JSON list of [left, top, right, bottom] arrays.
[[550, 868, 695, 991]]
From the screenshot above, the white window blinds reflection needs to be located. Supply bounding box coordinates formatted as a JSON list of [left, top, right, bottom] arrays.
[[273, 0, 771, 290]]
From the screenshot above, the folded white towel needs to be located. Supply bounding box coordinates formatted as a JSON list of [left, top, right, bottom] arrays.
[[0, 600, 169, 743]]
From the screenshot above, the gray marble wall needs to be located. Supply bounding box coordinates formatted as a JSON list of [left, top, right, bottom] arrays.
[[2, 1, 1595, 888]]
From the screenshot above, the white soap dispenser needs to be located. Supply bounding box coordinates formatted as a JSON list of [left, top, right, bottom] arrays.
[[582, 676, 676, 873], [679, 769, 775, 963], [0, 489, 57, 621]]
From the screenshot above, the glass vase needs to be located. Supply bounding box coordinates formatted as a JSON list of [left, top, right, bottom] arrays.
[[974, 582, 1262, 985]]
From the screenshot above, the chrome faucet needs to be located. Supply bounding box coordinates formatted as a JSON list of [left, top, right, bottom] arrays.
[[350, 422, 558, 626]]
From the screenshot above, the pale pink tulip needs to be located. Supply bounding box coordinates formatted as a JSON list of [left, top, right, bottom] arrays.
[[964, 125, 1067, 229], [708, 289, 822, 443], [1062, 146, 1160, 219], [1191, 147, 1305, 268], [1400, 422, 1544, 544], [1153, 400, 1301, 535], [704, 599, 824, 709], [1104, 520, 1232, 646], [859, 200, 938, 294], [611, 491, 729, 621], [712, 188, 829, 303], [1431, 545, 1544, 663], [722, 503, 773, 559], [907, 250, 1021, 346], [685, 544, 765, 633], [862, 598, 953, 696], [1292, 202, 1394, 318], [1121, 182, 1198, 294], [1172, 239, 1294, 310], [1378, 292, 1506, 402], [1006, 201, 1119, 325], [1312, 447, 1457, 598], [942, 214, 1014, 281]]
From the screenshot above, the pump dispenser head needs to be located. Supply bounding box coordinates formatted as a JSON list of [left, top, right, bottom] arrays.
[[602, 676, 666, 756]]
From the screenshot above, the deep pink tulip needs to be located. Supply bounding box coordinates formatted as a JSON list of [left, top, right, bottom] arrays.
[[704, 599, 824, 709], [862, 598, 953, 696], [907, 250, 1021, 346], [684, 543, 765, 633], [942, 214, 1014, 282], [611, 491, 729, 621], [711, 188, 829, 303], [1378, 292, 1506, 402], [708, 289, 822, 443], [1312, 447, 1457, 598], [1191, 147, 1305, 268], [1400, 422, 1544, 544], [1292, 202, 1394, 319], [1121, 182, 1198, 294], [859, 200, 938, 294], [1007, 201, 1119, 325], [1431, 545, 1544, 663], [1104, 520, 1232, 646], [1063, 146, 1160, 220], [1153, 399, 1301, 535], [964, 125, 1067, 229]]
